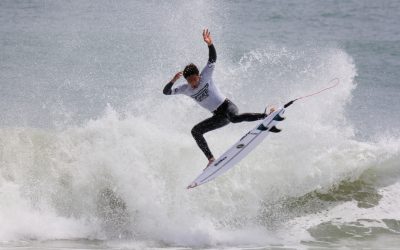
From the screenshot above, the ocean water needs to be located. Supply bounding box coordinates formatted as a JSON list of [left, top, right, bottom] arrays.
[[1, 0, 400, 249]]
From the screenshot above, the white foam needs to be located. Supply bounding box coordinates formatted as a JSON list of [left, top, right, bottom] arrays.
[[1, 46, 399, 247]]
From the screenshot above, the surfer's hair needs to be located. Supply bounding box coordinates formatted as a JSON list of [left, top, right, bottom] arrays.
[[183, 63, 199, 79]]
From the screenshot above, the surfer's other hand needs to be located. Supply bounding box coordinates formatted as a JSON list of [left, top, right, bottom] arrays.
[[171, 72, 182, 83]]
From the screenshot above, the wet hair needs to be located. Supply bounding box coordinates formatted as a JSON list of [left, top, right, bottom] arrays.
[[183, 63, 199, 79]]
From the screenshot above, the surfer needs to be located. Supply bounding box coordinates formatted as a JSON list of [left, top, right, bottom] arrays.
[[163, 29, 273, 167]]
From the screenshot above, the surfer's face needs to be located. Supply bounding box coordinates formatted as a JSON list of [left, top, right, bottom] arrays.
[[186, 74, 200, 88]]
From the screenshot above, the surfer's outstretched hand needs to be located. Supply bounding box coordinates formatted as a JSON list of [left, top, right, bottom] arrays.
[[171, 72, 182, 83], [203, 28, 213, 46]]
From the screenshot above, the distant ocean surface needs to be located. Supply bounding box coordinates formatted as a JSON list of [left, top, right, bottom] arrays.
[[1, 0, 399, 249]]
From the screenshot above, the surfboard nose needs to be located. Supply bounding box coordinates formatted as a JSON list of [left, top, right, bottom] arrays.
[[187, 183, 198, 189]]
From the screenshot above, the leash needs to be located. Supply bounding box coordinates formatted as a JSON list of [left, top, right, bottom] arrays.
[[284, 78, 340, 108]]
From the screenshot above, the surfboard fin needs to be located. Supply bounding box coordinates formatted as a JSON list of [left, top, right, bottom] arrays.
[[269, 126, 281, 133], [257, 124, 268, 131], [273, 114, 285, 121]]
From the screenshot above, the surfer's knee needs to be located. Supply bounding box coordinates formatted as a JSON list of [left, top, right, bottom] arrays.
[[226, 103, 239, 123], [191, 126, 202, 137]]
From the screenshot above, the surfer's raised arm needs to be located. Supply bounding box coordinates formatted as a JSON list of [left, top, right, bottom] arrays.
[[200, 29, 216, 79], [203, 28, 216, 63], [163, 29, 215, 95]]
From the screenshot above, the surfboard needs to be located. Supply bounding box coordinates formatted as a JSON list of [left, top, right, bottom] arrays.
[[187, 107, 286, 189]]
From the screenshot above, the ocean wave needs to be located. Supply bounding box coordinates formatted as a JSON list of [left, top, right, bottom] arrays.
[[1, 46, 399, 247]]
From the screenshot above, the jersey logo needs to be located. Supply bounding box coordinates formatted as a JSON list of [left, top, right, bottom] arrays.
[[191, 83, 209, 102]]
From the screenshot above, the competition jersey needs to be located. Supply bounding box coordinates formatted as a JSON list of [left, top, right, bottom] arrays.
[[170, 61, 226, 112]]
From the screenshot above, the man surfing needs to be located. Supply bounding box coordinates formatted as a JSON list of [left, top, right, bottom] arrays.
[[163, 29, 273, 168]]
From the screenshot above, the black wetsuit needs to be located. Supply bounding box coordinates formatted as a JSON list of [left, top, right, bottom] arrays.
[[163, 45, 266, 160]]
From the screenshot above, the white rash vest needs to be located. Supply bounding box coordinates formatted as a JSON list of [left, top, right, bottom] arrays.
[[171, 61, 226, 112]]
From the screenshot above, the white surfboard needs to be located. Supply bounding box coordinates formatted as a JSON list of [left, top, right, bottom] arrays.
[[187, 107, 286, 189]]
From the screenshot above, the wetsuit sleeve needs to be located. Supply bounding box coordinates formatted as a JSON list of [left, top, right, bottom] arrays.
[[201, 44, 216, 78], [208, 44, 217, 63], [163, 82, 174, 95], [163, 81, 186, 95]]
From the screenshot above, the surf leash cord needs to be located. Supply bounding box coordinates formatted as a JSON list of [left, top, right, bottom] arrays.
[[284, 77, 340, 108]]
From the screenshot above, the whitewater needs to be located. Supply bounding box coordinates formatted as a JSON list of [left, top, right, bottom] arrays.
[[1, 0, 400, 249]]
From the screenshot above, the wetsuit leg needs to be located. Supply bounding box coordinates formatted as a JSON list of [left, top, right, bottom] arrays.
[[225, 101, 266, 123], [191, 114, 230, 160]]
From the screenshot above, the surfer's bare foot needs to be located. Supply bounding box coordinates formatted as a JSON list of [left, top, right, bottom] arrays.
[[269, 107, 275, 114], [203, 157, 215, 171], [263, 106, 276, 118]]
